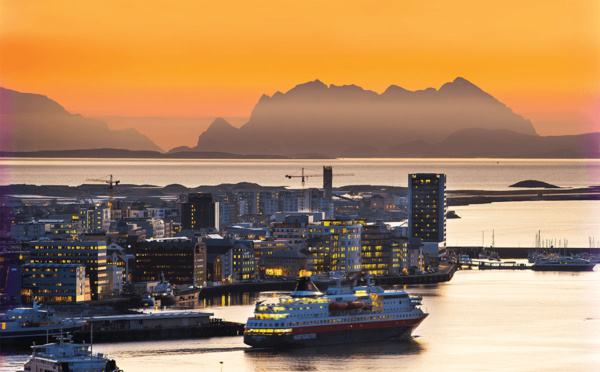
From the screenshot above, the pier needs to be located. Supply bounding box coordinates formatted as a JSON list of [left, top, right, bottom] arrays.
[[73, 312, 245, 344]]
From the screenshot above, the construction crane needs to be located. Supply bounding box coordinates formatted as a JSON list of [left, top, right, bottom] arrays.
[[85, 174, 120, 219], [285, 167, 353, 189], [285, 167, 354, 212]]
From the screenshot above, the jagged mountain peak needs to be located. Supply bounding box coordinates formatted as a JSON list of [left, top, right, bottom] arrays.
[[438, 77, 495, 100], [207, 117, 236, 131]]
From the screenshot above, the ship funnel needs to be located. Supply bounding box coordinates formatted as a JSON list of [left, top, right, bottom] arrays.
[[290, 277, 323, 298]]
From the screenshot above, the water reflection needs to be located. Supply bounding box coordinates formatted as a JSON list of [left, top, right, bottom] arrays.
[[245, 339, 424, 371]]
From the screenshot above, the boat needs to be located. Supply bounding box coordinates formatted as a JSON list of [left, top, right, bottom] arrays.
[[140, 292, 155, 307], [18, 334, 121, 372], [532, 257, 596, 272], [0, 301, 84, 348], [243, 277, 428, 348], [152, 272, 176, 307]]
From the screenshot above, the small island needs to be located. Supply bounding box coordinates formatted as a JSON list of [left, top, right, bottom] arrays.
[[509, 180, 560, 188]]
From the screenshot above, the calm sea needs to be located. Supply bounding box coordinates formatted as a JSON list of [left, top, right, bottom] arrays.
[[2, 269, 599, 371], [1, 158, 599, 190]]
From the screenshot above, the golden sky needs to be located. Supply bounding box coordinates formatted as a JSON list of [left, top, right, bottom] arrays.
[[1, 0, 598, 149]]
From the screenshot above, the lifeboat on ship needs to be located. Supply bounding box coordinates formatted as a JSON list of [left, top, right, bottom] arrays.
[[329, 302, 349, 311], [347, 301, 365, 310]]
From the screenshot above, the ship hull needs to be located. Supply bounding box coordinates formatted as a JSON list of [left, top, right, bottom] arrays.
[[532, 264, 595, 272], [244, 317, 426, 348]]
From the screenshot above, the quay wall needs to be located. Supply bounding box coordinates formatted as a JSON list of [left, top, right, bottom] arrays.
[[74, 319, 244, 344]]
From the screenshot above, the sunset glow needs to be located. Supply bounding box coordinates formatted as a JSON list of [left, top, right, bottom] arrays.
[[1, 0, 598, 149]]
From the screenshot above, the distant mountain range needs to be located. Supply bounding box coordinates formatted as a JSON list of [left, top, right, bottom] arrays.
[[2, 81, 598, 158], [173, 77, 567, 157], [0, 88, 162, 152]]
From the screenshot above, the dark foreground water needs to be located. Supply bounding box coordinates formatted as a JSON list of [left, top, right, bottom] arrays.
[[3, 269, 599, 371]]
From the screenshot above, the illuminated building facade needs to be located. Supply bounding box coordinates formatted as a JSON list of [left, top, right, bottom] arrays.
[[308, 219, 363, 273], [263, 249, 307, 278], [408, 173, 446, 243], [305, 234, 338, 274], [79, 205, 111, 232], [221, 240, 256, 281], [135, 238, 207, 285], [361, 224, 393, 276], [28, 241, 108, 300], [21, 263, 86, 303]]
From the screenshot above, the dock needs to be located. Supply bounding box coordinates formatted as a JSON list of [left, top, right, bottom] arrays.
[[72, 311, 245, 344]]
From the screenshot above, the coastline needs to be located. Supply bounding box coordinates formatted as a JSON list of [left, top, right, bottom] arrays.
[[2, 183, 599, 207]]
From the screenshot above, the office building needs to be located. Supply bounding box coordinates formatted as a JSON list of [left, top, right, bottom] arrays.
[[21, 263, 86, 303], [181, 193, 219, 231], [135, 237, 207, 285], [28, 241, 109, 300], [308, 219, 363, 273]]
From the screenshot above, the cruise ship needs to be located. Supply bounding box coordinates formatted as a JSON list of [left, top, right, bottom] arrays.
[[0, 301, 84, 348], [243, 277, 428, 348]]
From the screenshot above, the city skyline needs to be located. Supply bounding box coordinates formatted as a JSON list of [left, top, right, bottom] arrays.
[[1, 0, 599, 150]]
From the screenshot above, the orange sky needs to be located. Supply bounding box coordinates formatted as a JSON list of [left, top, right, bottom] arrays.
[[1, 0, 599, 150]]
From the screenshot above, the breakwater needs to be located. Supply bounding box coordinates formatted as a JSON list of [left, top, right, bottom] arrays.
[[448, 246, 600, 259], [374, 264, 458, 285]]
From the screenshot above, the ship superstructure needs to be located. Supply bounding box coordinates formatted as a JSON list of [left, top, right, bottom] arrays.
[[0, 301, 84, 348], [243, 277, 427, 347], [19, 335, 121, 372]]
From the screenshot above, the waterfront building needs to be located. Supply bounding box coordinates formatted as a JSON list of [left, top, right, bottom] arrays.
[[134, 237, 207, 285], [304, 234, 338, 274], [361, 223, 397, 276], [21, 263, 86, 303], [307, 219, 363, 273], [263, 249, 307, 277], [181, 193, 219, 231], [28, 241, 109, 300], [253, 239, 291, 276], [408, 173, 446, 245]]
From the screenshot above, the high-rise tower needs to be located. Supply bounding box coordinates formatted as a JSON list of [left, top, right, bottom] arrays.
[[408, 173, 446, 243], [181, 193, 219, 231]]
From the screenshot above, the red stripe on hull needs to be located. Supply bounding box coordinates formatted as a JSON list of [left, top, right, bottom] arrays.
[[288, 317, 425, 335]]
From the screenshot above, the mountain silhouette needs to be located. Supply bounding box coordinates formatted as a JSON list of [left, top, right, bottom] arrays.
[[188, 78, 541, 156], [0, 88, 163, 152]]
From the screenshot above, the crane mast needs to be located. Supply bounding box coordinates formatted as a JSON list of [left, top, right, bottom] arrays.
[[285, 167, 354, 213], [85, 174, 120, 220]]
